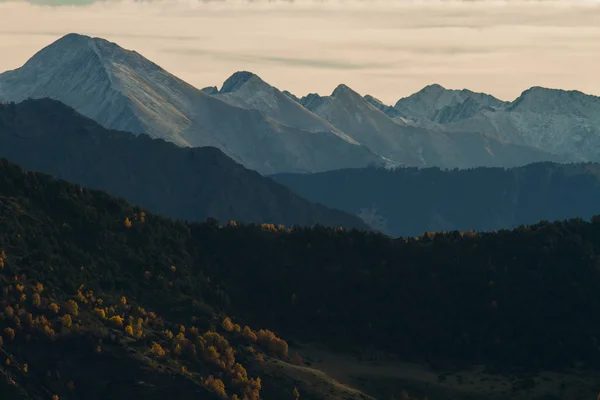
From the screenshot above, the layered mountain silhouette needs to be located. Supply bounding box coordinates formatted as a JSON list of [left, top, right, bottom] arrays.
[[0, 98, 370, 230], [0, 33, 381, 174], [273, 162, 600, 237], [0, 33, 576, 173]]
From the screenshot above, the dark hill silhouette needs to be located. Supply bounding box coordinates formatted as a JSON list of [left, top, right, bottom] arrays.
[[273, 164, 600, 237], [0, 98, 369, 231], [1, 158, 600, 398]]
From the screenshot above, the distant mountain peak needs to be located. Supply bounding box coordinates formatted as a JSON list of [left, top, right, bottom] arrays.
[[20, 32, 144, 75], [421, 83, 446, 93], [282, 90, 300, 103], [56, 32, 92, 43], [220, 71, 262, 93], [363, 94, 386, 107], [508, 85, 599, 113], [332, 83, 358, 98], [201, 86, 219, 95], [518, 85, 591, 99], [299, 92, 326, 110]]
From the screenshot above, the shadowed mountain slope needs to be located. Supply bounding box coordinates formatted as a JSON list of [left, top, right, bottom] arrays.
[[0, 98, 369, 230]]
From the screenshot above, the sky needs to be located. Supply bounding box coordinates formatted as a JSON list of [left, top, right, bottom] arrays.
[[0, 0, 599, 104]]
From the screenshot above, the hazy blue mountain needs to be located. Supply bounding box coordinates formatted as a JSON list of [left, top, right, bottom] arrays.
[[0, 34, 382, 174], [272, 163, 600, 237], [0, 98, 370, 230]]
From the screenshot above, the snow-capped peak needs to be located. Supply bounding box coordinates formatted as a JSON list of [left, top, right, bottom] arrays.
[[220, 71, 262, 93], [508, 86, 600, 113], [331, 83, 360, 98]]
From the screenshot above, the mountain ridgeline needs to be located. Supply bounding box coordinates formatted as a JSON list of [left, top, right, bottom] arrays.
[[389, 84, 600, 163], [1, 33, 586, 174], [0, 33, 381, 175], [273, 163, 600, 237], [0, 99, 369, 231], [1, 158, 600, 399]]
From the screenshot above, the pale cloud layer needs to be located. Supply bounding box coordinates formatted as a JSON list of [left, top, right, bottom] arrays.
[[1, 0, 599, 103]]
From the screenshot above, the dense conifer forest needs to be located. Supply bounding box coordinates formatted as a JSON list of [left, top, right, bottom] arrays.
[[1, 158, 600, 399]]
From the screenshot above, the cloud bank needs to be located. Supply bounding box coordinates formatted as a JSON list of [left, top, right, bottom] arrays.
[[1, 0, 599, 102]]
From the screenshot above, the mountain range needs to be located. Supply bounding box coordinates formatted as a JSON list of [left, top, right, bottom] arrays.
[[0, 34, 381, 175], [384, 83, 600, 163], [0, 98, 369, 230], [273, 163, 600, 237], [5, 33, 598, 174]]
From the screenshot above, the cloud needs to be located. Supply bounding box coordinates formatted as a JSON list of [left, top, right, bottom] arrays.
[[165, 48, 383, 70], [0, 0, 599, 103]]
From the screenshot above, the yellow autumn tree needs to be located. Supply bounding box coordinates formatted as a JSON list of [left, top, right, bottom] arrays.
[[256, 329, 289, 358], [221, 317, 234, 332], [124, 217, 132, 228], [32, 293, 41, 307], [242, 326, 257, 342], [108, 315, 123, 327], [93, 308, 106, 319], [4, 306, 14, 319], [204, 376, 227, 398], [4, 328, 15, 341], [173, 343, 182, 356], [61, 314, 73, 328], [64, 300, 79, 316], [151, 342, 166, 356]]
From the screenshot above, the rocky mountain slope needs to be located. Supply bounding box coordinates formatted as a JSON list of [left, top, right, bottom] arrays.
[[273, 162, 600, 237], [299, 84, 563, 168], [393, 83, 508, 124], [0, 34, 381, 174], [445, 87, 600, 162], [0, 98, 369, 230], [208, 71, 358, 144], [385, 84, 600, 163]]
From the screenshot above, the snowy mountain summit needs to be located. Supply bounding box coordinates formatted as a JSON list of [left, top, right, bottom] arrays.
[[0, 34, 381, 174], [1, 33, 593, 172]]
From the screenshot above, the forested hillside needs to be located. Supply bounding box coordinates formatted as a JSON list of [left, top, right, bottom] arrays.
[[1, 159, 600, 399]]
